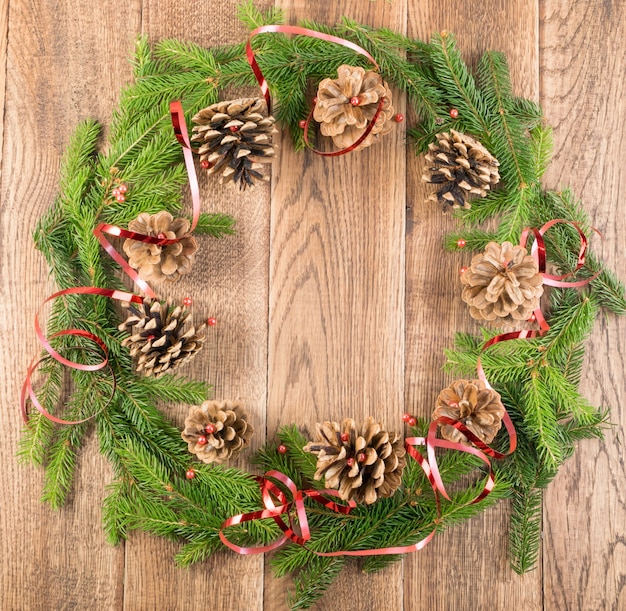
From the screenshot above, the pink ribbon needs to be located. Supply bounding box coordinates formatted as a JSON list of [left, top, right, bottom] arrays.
[[21, 287, 142, 424]]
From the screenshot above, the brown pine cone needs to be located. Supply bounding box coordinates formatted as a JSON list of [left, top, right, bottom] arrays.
[[182, 400, 254, 464], [191, 98, 277, 189], [118, 298, 205, 377], [432, 379, 505, 445], [303, 417, 406, 505], [461, 241, 544, 325], [122, 211, 197, 283], [422, 130, 500, 210], [313, 65, 394, 150]]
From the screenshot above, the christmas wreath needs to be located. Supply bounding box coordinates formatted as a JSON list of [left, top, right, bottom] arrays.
[[19, 3, 625, 609]]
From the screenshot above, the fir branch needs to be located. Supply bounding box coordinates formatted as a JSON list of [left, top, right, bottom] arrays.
[[509, 487, 542, 573], [237, 0, 285, 30], [428, 32, 490, 136], [522, 373, 563, 470], [137, 375, 211, 405], [530, 123, 553, 179], [477, 50, 536, 189], [288, 556, 346, 610], [193, 212, 237, 238]]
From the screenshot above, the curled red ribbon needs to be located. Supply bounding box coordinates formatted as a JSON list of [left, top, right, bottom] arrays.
[[93, 101, 201, 299], [246, 25, 385, 156], [220, 469, 440, 557], [219, 470, 355, 554]]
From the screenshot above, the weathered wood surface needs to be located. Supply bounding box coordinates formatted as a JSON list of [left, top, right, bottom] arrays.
[[1, 1, 623, 609]]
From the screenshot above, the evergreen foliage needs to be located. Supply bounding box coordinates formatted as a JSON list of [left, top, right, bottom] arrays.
[[20, 4, 625, 609]]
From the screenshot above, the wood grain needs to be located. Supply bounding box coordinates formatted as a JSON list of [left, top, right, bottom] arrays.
[[0, 1, 140, 609], [124, 1, 272, 610], [266, 1, 406, 608], [405, 2, 542, 610], [2, 1, 625, 610], [541, 1, 626, 609]]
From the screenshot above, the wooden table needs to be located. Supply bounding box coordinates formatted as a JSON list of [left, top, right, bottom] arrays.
[[1, 1, 624, 609]]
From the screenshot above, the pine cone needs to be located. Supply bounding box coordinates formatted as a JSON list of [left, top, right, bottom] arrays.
[[182, 400, 254, 464], [461, 241, 544, 325], [118, 299, 206, 377], [191, 98, 276, 189], [122, 211, 197, 283], [422, 130, 500, 209], [432, 379, 505, 446], [313, 65, 395, 150], [303, 417, 406, 505]]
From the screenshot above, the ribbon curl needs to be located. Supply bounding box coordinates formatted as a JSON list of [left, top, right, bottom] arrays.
[[219, 470, 355, 554]]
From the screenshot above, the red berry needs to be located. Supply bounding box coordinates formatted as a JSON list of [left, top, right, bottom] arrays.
[[278, 444, 288, 454], [457, 239, 466, 248], [460, 266, 468, 274], [449, 401, 459, 408], [205, 423, 216, 434], [182, 297, 192, 307], [186, 468, 196, 479], [450, 108, 459, 119], [350, 96, 360, 106], [408, 417, 417, 427], [157, 232, 167, 241], [313, 97, 318, 104], [115, 194, 125, 203], [357, 452, 366, 463], [197, 435, 208, 445], [346, 457, 355, 467], [229, 125, 239, 133], [298, 120, 306, 129], [394, 113, 404, 123], [340, 433, 349, 442], [118, 184, 128, 194], [402, 413, 412, 423], [528, 313, 537, 322], [200, 159, 210, 169], [207, 317, 217, 327], [112, 188, 120, 197]]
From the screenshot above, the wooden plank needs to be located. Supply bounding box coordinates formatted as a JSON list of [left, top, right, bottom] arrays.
[[266, 1, 407, 609], [121, 1, 272, 610], [405, 2, 543, 610], [0, 0, 7, 174], [540, 1, 626, 609], [0, 1, 141, 609]]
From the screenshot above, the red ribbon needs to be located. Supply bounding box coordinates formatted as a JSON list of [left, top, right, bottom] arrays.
[[94, 101, 201, 299], [219, 470, 355, 554], [246, 25, 378, 114], [246, 25, 386, 156], [220, 469, 441, 557]]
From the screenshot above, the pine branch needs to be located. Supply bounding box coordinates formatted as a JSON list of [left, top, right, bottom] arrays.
[[193, 212, 237, 238], [509, 487, 542, 573], [477, 50, 536, 189], [288, 556, 346, 610]]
